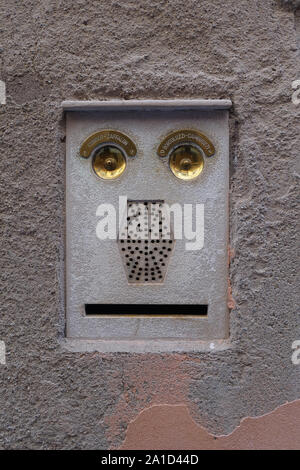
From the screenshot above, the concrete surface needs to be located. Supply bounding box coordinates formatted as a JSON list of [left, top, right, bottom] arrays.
[[0, 0, 299, 449]]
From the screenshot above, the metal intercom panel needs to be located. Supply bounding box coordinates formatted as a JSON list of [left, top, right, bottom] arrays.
[[64, 100, 231, 343]]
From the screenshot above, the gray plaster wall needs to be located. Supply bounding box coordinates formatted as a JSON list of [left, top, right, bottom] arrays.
[[0, 0, 299, 449]]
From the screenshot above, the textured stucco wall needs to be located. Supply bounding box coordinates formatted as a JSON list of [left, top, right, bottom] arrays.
[[0, 0, 299, 449]]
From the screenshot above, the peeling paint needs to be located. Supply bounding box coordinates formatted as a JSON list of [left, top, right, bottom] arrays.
[[120, 400, 300, 450], [104, 355, 191, 449]]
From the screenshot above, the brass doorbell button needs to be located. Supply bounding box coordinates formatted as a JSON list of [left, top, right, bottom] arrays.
[[169, 144, 204, 180], [92, 145, 126, 180], [158, 129, 215, 181], [79, 129, 137, 180]]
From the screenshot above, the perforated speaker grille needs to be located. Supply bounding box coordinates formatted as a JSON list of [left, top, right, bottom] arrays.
[[118, 200, 175, 284]]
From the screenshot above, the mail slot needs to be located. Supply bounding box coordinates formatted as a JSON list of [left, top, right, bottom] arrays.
[[63, 99, 232, 344]]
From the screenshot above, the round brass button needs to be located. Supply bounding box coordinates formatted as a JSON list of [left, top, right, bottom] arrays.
[[169, 144, 204, 180], [92, 145, 126, 180]]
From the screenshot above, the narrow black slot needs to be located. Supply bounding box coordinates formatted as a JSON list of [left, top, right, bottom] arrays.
[[85, 304, 208, 316]]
